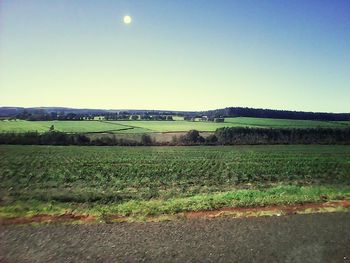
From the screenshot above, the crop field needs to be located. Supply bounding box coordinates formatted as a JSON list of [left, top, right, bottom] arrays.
[[0, 117, 349, 134], [1, 145, 350, 219]]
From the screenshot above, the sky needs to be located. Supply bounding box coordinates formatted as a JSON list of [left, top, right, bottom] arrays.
[[0, 0, 350, 112]]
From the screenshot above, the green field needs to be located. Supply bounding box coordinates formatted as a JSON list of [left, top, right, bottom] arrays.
[[0, 117, 349, 134], [225, 117, 350, 128], [1, 145, 349, 219], [108, 120, 236, 132], [0, 120, 130, 133]]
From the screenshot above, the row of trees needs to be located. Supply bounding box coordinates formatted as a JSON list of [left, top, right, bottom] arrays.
[[183, 116, 225, 122], [213, 127, 350, 145], [13, 111, 175, 121], [173, 128, 350, 145], [1, 128, 349, 146], [0, 132, 153, 146], [4, 106, 350, 121], [105, 114, 173, 121], [0, 132, 90, 145], [14, 111, 98, 121], [203, 107, 350, 121]]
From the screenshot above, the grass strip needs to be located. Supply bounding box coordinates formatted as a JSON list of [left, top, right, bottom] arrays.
[[1, 184, 349, 219]]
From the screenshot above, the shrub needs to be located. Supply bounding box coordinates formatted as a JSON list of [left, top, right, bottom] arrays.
[[141, 134, 153, 145]]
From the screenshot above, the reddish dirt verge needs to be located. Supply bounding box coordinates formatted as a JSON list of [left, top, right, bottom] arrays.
[[184, 200, 350, 219], [1, 200, 350, 225]]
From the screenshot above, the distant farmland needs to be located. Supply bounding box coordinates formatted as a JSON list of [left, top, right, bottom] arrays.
[[0, 117, 349, 134]]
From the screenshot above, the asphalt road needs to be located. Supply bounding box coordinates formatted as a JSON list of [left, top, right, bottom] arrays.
[[1, 212, 350, 263]]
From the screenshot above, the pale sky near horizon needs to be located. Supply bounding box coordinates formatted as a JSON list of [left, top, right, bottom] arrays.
[[0, 0, 350, 112]]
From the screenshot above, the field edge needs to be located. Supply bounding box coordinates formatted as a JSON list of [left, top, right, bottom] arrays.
[[1, 184, 350, 224]]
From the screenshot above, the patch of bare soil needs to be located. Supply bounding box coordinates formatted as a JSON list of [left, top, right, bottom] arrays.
[[184, 200, 350, 219]]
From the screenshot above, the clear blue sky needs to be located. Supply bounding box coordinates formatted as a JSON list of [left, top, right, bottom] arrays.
[[1, 0, 349, 112]]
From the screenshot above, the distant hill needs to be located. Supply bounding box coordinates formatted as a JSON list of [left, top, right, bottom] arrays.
[[0, 106, 349, 121], [0, 107, 114, 117], [0, 107, 197, 118]]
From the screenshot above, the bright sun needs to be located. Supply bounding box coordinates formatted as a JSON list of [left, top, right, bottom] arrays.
[[123, 15, 132, 24]]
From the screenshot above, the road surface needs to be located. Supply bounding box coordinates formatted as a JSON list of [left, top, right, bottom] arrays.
[[1, 212, 350, 263]]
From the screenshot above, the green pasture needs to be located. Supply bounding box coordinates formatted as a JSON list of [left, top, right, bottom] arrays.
[[224, 117, 350, 128], [0, 120, 130, 133]]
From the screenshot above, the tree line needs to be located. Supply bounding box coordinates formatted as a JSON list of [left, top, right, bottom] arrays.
[[183, 116, 225, 122], [172, 128, 350, 145], [1, 127, 349, 146], [12, 110, 174, 121], [212, 127, 350, 145], [105, 114, 173, 121], [0, 132, 145, 146], [203, 107, 350, 121], [3, 106, 350, 121]]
